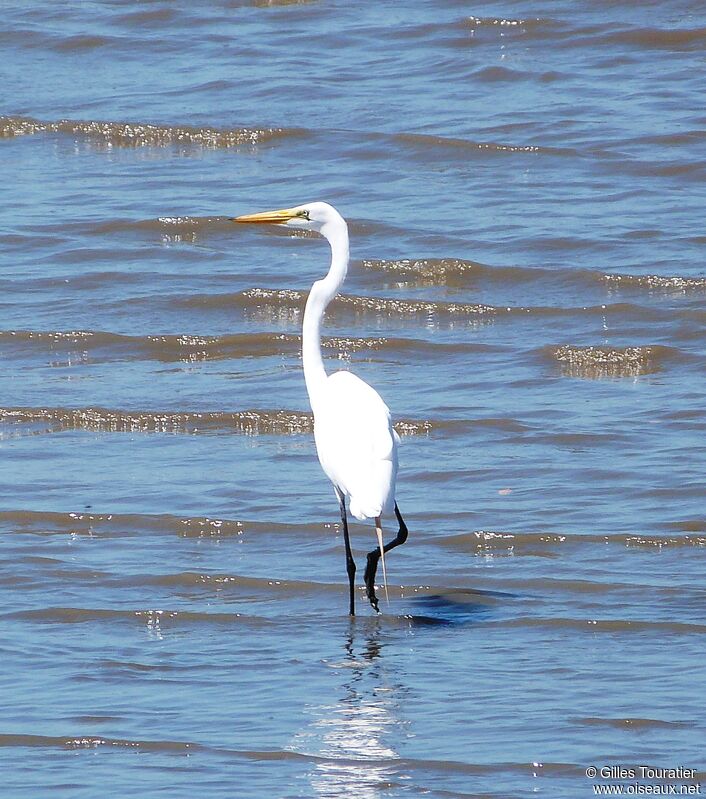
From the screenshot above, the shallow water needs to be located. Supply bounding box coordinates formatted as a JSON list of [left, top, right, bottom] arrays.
[[1, 1, 705, 797]]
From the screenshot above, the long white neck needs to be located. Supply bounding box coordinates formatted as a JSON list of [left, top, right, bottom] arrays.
[[302, 216, 349, 410]]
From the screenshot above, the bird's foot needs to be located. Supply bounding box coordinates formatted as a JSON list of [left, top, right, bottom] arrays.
[[364, 552, 381, 613], [367, 590, 380, 614]]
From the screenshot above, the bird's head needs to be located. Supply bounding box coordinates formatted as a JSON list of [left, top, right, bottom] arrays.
[[233, 201, 344, 235]]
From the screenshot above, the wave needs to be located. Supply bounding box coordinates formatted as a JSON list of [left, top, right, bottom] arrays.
[[361, 257, 530, 289], [2, 606, 271, 626], [471, 65, 531, 82], [497, 616, 706, 634], [363, 257, 494, 279], [0, 508, 322, 538], [0, 405, 439, 437], [464, 16, 549, 31], [247, 0, 318, 7], [0, 732, 311, 763], [361, 258, 706, 293], [3, 601, 496, 629], [190, 287, 500, 317], [633, 131, 706, 148], [0, 732, 200, 752], [0, 406, 314, 435], [440, 530, 706, 554], [573, 717, 694, 730], [64, 213, 397, 241], [146, 571, 343, 596], [665, 518, 706, 534], [0, 28, 118, 52], [77, 214, 399, 247], [0, 329, 301, 360], [145, 577, 516, 603], [1, 114, 566, 162], [14, 597, 706, 638], [0, 115, 303, 148], [113, 8, 178, 26], [458, 16, 706, 52], [0, 730, 591, 779], [609, 158, 706, 181], [0, 329, 486, 362], [98, 215, 238, 237], [54, 34, 113, 51], [599, 25, 706, 50], [392, 131, 572, 156], [185, 288, 680, 324], [548, 344, 677, 378], [602, 273, 706, 291], [2, 728, 697, 788]]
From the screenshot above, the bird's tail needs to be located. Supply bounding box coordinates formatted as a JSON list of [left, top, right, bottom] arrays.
[[375, 518, 389, 606]]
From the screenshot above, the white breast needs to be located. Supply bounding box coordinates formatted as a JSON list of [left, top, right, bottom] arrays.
[[312, 370, 399, 520]]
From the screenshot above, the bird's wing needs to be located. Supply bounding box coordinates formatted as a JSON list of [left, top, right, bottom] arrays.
[[313, 370, 398, 520]]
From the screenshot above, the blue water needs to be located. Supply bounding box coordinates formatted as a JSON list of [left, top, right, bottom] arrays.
[[1, 1, 705, 797]]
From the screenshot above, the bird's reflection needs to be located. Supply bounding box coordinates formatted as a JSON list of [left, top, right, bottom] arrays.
[[290, 619, 409, 798]]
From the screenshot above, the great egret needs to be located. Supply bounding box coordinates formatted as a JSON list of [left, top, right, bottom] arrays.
[[234, 202, 408, 615]]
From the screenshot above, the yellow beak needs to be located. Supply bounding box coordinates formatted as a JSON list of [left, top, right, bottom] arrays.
[[233, 206, 300, 224]]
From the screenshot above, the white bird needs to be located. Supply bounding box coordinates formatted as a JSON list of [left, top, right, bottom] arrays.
[[234, 202, 408, 615]]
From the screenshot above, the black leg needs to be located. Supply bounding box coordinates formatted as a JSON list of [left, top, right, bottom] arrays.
[[337, 490, 356, 616], [364, 502, 408, 613]]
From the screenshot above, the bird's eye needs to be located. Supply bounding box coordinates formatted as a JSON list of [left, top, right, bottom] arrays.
[[297, 210, 310, 220]]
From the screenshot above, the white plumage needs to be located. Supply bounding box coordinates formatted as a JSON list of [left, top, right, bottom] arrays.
[[313, 370, 400, 521]]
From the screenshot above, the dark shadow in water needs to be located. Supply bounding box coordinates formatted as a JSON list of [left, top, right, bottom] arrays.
[[401, 586, 511, 626]]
